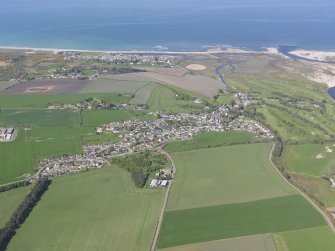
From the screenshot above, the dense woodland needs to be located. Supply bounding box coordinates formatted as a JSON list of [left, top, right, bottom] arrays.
[[113, 150, 169, 187]]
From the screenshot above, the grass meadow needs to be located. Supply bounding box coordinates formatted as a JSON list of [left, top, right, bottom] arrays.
[[158, 195, 326, 248], [0, 186, 31, 228], [164, 131, 256, 152], [167, 143, 295, 210], [7, 166, 164, 251], [280, 226, 335, 251], [0, 130, 34, 184]]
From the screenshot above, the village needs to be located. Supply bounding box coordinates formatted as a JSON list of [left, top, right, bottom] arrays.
[[63, 52, 173, 66], [39, 93, 273, 179]]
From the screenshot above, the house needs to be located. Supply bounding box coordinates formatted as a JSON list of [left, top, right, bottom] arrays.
[[160, 180, 168, 187], [150, 179, 158, 187]]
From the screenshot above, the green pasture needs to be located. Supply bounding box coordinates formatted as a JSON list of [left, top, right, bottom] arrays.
[[158, 195, 326, 248], [0, 109, 80, 128], [0, 186, 31, 228], [7, 166, 164, 251], [0, 130, 34, 184], [147, 85, 202, 113], [167, 143, 295, 210], [281, 226, 335, 251], [164, 131, 256, 152], [0, 93, 129, 108]]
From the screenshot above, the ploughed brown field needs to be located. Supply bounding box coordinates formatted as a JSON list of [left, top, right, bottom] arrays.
[[0, 79, 92, 95]]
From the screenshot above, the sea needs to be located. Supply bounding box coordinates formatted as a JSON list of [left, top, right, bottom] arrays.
[[1, 0, 335, 52]]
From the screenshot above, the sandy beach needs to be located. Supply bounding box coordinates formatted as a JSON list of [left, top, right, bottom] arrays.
[[290, 50, 335, 62], [0, 45, 285, 56]]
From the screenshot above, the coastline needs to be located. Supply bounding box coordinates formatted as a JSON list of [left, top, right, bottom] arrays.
[[0, 45, 283, 56]]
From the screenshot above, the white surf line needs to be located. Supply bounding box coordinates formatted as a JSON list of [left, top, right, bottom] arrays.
[[150, 147, 176, 251], [268, 142, 335, 234]]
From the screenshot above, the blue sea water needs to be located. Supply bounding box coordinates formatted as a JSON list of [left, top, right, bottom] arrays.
[[1, 0, 335, 51]]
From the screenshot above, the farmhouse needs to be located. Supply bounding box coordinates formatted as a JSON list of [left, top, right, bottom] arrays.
[[0, 127, 16, 142]]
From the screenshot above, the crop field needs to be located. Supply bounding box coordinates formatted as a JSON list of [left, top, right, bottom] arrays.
[[7, 166, 164, 251], [147, 85, 202, 113], [281, 144, 335, 176], [81, 110, 149, 126], [158, 195, 326, 248], [0, 186, 31, 228], [130, 82, 158, 104], [159, 234, 276, 251], [0, 109, 80, 128], [79, 78, 151, 94], [280, 226, 335, 251], [0, 79, 92, 95], [167, 143, 295, 210], [164, 131, 256, 152], [0, 93, 129, 108], [142, 71, 222, 98]]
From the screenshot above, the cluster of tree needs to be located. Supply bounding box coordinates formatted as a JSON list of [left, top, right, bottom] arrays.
[[113, 151, 168, 188], [98, 67, 145, 75], [0, 177, 51, 250], [0, 180, 31, 193], [175, 92, 194, 101]]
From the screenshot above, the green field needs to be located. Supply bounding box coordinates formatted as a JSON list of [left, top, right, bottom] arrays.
[[167, 143, 295, 210], [159, 234, 276, 251], [158, 195, 326, 248], [281, 144, 335, 176], [164, 131, 256, 152], [81, 110, 150, 126], [7, 166, 164, 251], [0, 93, 129, 108], [281, 226, 335, 251], [0, 130, 34, 184], [0, 186, 31, 228], [0, 109, 80, 128], [147, 85, 202, 113]]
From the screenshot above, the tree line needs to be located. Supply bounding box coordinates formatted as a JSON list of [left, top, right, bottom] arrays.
[[0, 177, 51, 250], [0, 180, 31, 194]]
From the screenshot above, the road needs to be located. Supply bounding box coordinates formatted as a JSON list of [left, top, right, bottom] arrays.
[[150, 147, 176, 251], [268, 142, 335, 234]]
